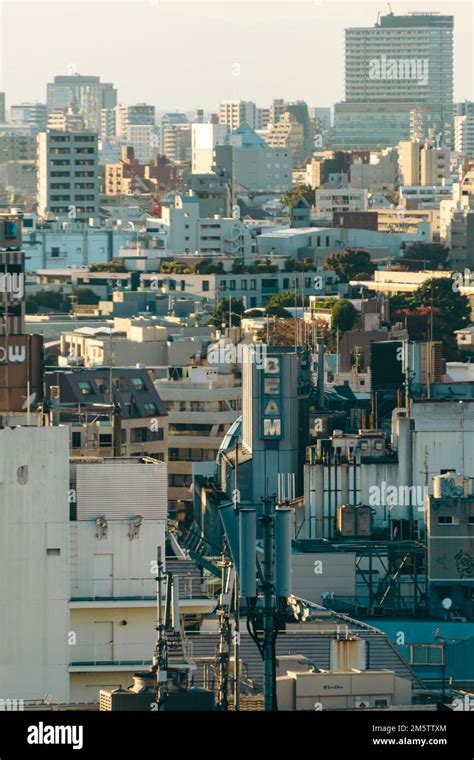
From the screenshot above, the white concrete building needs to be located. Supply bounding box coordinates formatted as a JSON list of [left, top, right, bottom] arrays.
[[191, 123, 228, 174], [257, 224, 428, 261], [315, 187, 368, 221], [0, 425, 70, 703], [147, 194, 252, 257], [454, 114, 474, 157], [69, 459, 168, 702], [22, 223, 135, 271], [148, 194, 200, 254]]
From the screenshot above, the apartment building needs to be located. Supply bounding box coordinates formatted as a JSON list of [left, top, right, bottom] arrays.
[[219, 99, 256, 131], [266, 112, 305, 162], [0, 131, 36, 162], [315, 187, 368, 220], [105, 147, 178, 196], [163, 123, 192, 163], [141, 268, 334, 309], [398, 140, 451, 186], [455, 114, 474, 157], [45, 367, 168, 461], [191, 123, 228, 173], [155, 365, 241, 524], [37, 130, 99, 224]]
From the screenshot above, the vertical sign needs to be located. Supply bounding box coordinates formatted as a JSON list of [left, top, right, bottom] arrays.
[[261, 354, 283, 439]]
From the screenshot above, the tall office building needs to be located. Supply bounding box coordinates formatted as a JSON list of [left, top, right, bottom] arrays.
[[37, 130, 99, 224], [47, 74, 117, 132], [334, 13, 454, 149]]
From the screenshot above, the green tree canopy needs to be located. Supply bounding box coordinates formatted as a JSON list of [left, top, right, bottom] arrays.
[[398, 242, 449, 272], [89, 261, 126, 272], [208, 298, 246, 328], [410, 277, 470, 333], [323, 248, 376, 282], [331, 299, 358, 333]]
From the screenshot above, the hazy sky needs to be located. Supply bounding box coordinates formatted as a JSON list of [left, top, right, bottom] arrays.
[[0, 0, 472, 112]]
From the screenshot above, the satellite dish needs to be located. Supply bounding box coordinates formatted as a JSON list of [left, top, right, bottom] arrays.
[[442, 598, 452, 610]]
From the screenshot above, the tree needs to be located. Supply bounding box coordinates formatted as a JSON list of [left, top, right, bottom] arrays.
[[192, 260, 224, 274], [73, 288, 100, 305], [398, 242, 449, 272], [90, 261, 126, 272], [265, 291, 308, 314], [331, 299, 358, 333], [25, 290, 69, 313], [160, 261, 191, 274], [410, 277, 470, 334], [283, 257, 316, 272], [323, 248, 376, 282], [208, 298, 246, 328]]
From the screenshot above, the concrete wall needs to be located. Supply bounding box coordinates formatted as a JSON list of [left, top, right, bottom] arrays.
[[0, 426, 70, 702]]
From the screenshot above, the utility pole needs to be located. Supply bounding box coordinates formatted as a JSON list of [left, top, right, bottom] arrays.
[[260, 493, 277, 711], [216, 541, 232, 711], [153, 546, 168, 709], [233, 443, 240, 711]]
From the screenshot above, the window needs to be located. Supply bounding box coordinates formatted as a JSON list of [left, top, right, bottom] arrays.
[[250, 279, 256, 290], [71, 432, 81, 449], [202, 280, 210, 292], [143, 402, 157, 415], [438, 516, 459, 525], [99, 434, 112, 447], [169, 474, 192, 487], [78, 381, 93, 395], [130, 376, 145, 391], [410, 644, 443, 665], [47, 548, 60, 556], [469, 516, 474, 525], [51, 247, 61, 257], [241, 280, 247, 290]]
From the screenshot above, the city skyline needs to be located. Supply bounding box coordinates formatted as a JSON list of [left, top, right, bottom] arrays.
[[0, 1, 473, 112]]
